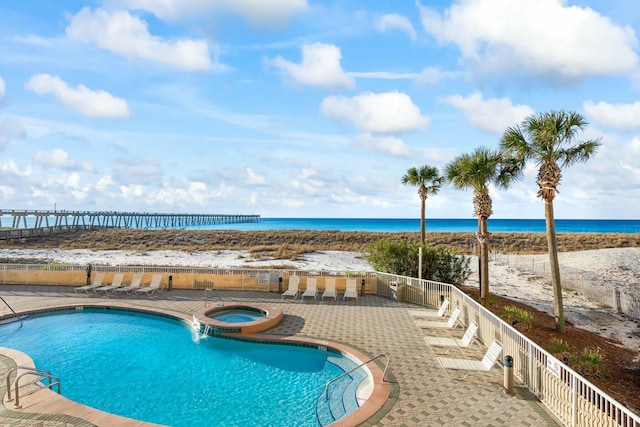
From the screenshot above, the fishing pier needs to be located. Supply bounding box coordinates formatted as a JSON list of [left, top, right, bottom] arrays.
[[0, 209, 260, 240]]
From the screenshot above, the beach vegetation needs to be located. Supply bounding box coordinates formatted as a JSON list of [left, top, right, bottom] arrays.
[[502, 305, 533, 330], [550, 338, 571, 354], [401, 165, 444, 245], [571, 347, 605, 377], [365, 238, 471, 285], [500, 110, 602, 333], [445, 147, 521, 306]]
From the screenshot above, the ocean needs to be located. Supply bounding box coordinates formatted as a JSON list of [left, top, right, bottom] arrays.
[[187, 218, 640, 233]]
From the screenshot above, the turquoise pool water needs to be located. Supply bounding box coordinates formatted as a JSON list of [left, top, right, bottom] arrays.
[[209, 308, 265, 323], [0, 308, 356, 426]]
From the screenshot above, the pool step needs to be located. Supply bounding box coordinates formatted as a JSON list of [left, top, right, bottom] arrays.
[[316, 356, 366, 426]]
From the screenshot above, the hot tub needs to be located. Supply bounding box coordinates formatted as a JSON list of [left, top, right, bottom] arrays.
[[193, 303, 283, 335]]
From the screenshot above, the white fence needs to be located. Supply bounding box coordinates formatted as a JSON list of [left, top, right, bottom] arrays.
[[490, 251, 640, 319], [377, 272, 640, 427]]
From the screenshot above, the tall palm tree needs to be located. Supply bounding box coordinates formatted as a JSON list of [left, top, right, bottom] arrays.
[[500, 110, 601, 333], [445, 148, 520, 306], [402, 165, 444, 244]]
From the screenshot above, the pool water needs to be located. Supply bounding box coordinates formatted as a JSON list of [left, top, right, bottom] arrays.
[[210, 308, 264, 323], [0, 308, 356, 426]]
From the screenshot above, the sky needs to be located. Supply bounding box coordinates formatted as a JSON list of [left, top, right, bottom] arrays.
[[0, 0, 639, 220]]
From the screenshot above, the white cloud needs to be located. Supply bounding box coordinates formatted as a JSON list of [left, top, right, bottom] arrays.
[[320, 91, 429, 133], [0, 76, 5, 100], [415, 66, 459, 85], [25, 74, 130, 119], [246, 168, 266, 185], [1, 158, 31, 176], [442, 92, 534, 133], [269, 43, 355, 90], [374, 13, 417, 40], [66, 7, 216, 71], [0, 118, 26, 148], [33, 148, 95, 172], [354, 133, 411, 157], [419, 0, 639, 80], [583, 100, 640, 131], [112, 0, 308, 28]]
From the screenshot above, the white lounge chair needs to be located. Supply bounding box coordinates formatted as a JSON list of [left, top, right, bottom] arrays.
[[409, 298, 450, 318], [281, 275, 300, 299], [301, 278, 317, 300], [424, 322, 478, 348], [343, 278, 358, 301], [135, 274, 163, 296], [94, 273, 124, 294], [321, 278, 337, 300], [437, 340, 503, 375], [113, 273, 143, 295], [74, 272, 105, 293], [416, 307, 461, 329]]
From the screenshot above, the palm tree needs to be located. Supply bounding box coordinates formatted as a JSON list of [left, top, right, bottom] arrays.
[[445, 148, 520, 306], [402, 165, 444, 244], [500, 110, 601, 333]]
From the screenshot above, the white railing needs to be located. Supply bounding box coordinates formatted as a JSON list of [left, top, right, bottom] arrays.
[[376, 272, 640, 427]]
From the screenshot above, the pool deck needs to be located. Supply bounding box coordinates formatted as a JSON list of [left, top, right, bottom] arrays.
[[0, 287, 559, 426]]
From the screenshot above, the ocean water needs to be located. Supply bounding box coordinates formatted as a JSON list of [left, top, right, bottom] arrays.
[[3, 215, 640, 233], [189, 218, 640, 234]]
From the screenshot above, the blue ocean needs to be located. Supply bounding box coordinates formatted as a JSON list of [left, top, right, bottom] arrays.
[[187, 218, 640, 233]]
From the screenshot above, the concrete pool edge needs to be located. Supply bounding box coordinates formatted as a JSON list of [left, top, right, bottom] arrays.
[[0, 302, 391, 427]]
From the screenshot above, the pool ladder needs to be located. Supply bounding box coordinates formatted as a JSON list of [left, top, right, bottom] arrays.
[[324, 353, 390, 399], [204, 288, 224, 307], [5, 366, 61, 408], [0, 296, 24, 327]]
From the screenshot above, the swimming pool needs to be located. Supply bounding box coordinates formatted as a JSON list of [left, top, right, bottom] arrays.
[[0, 307, 364, 426]]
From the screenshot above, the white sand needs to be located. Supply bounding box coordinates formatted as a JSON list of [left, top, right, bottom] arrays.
[[1, 247, 638, 349]]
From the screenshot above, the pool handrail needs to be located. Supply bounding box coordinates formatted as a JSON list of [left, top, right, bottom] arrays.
[[324, 353, 390, 399], [5, 365, 61, 408]]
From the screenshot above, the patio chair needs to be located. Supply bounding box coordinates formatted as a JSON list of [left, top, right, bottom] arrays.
[[343, 278, 358, 301], [415, 307, 461, 329], [301, 277, 318, 300], [113, 273, 143, 295], [409, 298, 450, 318], [437, 340, 503, 376], [135, 274, 163, 296], [74, 272, 105, 293], [94, 273, 125, 294], [321, 278, 337, 300], [424, 322, 478, 348], [281, 275, 300, 299]]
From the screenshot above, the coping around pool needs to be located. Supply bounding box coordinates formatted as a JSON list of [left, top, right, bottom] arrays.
[[0, 302, 391, 427]]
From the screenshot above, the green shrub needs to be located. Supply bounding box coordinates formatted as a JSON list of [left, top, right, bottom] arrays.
[[550, 338, 571, 354], [571, 347, 604, 377], [502, 305, 533, 330], [365, 239, 471, 285]]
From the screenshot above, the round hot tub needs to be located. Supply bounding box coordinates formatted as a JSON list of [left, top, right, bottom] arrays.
[[193, 303, 283, 335]]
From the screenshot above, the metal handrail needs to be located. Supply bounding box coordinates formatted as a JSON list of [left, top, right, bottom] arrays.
[[5, 365, 61, 408], [204, 288, 223, 306], [0, 296, 24, 327], [324, 353, 390, 399]]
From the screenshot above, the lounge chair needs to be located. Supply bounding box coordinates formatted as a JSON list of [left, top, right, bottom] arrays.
[[94, 273, 124, 294], [113, 273, 143, 295], [135, 274, 163, 296], [343, 278, 358, 301], [409, 298, 450, 318], [321, 278, 337, 300], [281, 275, 300, 299], [74, 272, 105, 293], [416, 307, 461, 329], [301, 277, 317, 300], [437, 340, 503, 376], [424, 322, 478, 348]]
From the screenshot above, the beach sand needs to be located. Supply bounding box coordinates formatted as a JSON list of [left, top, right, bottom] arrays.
[[1, 246, 638, 349]]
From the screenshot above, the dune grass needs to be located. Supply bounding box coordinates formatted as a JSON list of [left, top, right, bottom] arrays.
[[2, 228, 639, 256]]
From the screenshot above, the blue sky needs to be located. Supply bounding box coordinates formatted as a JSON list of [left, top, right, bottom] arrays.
[[0, 0, 639, 219]]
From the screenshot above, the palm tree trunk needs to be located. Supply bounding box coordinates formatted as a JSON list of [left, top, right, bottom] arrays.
[[479, 217, 489, 306], [420, 198, 426, 244], [545, 199, 565, 333]]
